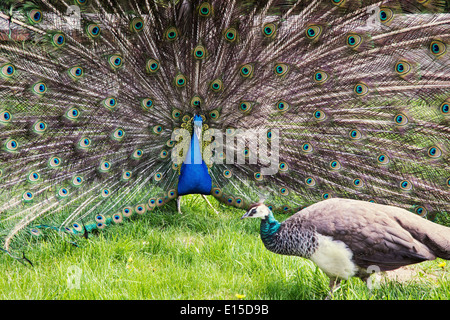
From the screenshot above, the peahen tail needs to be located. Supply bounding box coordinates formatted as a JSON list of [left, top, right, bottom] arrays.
[[0, 0, 449, 261]]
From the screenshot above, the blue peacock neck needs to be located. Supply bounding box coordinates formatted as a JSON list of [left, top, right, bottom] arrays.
[[260, 210, 281, 250], [177, 115, 212, 195]]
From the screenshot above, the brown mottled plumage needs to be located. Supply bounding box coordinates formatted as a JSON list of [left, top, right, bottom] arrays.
[[242, 198, 450, 290]]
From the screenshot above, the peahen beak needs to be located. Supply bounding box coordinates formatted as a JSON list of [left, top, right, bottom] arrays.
[[240, 211, 251, 220]]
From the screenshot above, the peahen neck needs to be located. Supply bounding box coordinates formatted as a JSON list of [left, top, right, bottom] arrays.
[[260, 211, 281, 249]]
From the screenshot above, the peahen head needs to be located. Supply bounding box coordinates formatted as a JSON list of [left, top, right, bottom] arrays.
[[241, 203, 271, 219]]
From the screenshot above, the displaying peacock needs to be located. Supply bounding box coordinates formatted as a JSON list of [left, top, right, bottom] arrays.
[[0, 0, 449, 264]]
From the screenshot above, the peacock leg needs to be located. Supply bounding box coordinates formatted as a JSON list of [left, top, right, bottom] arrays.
[[177, 196, 183, 214], [201, 195, 219, 215]]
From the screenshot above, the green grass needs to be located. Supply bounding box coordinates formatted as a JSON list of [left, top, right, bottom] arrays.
[[0, 195, 448, 300]]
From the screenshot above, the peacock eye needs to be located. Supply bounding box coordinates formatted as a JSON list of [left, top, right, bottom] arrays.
[[130, 17, 144, 32], [146, 58, 160, 73], [199, 2, 212, 17], [224, 27, 237, 42], [87, 24, 101, 38], [239, 64, 254, 78], [28, 9, 43, 24], [306, 25, 322, 41], [52, 33, 66, 47], [430, 39, 446, 57], [1, 63, 15, 78], [262, 23, 276, 38], [108, 55, 123, 70], [165, 27, 178, 41]]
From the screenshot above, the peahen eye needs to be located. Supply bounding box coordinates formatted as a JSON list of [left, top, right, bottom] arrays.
[[130, 17, 144, 32], [86, 24, 101, 38]]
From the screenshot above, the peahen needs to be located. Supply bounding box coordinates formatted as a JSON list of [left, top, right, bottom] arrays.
[[0, 0, 449, 264], [241, 199, 450, 293]]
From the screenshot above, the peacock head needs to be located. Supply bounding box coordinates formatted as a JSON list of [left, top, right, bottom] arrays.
[[241, 203, 271, 219]]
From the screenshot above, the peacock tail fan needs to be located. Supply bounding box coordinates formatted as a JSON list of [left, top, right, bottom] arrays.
[[0, 0, 449, 261]]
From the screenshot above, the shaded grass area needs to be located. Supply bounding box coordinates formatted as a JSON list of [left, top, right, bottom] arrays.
[[0, 195, 448, 300]]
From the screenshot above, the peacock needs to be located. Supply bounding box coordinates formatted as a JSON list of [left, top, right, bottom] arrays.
[[241, 199, 450, 294], [0, 0, 449, 265]]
